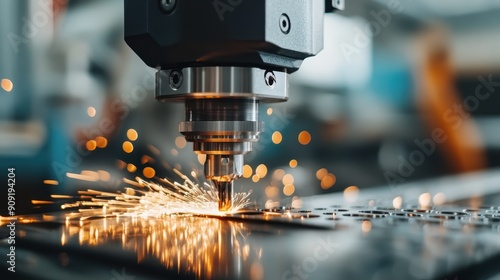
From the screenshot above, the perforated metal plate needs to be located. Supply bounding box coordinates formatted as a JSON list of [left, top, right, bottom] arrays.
[[2, 169, 500, 280]]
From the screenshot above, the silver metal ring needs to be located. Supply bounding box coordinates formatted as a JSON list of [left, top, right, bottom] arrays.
[[156, 66, 288, 102], [179, 121, 262, 134]]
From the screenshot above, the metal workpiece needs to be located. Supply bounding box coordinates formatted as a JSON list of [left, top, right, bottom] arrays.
[[156, 67, 288, 102], [12, 170, 500, 279]]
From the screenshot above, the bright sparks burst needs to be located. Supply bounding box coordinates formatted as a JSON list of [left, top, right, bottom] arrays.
[[61, 169, 252, 217]]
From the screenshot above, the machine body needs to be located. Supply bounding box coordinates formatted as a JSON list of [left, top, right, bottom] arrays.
[[125, 0, 341, 211]]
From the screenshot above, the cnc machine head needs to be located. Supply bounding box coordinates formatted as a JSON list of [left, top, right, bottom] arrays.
[[125, 0, 342, 211]]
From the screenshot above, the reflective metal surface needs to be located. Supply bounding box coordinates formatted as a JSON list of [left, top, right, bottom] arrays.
[[180, 98, 262, 211], [156, 67, 288, 102], [3, 170, 500, 279], [158, 67, 286, 210]]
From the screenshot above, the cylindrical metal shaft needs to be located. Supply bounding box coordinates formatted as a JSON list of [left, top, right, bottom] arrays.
[[214, 180, 233, 212]]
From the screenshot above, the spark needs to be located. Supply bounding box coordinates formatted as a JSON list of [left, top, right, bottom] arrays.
[[344, 186, 359, 203], [86, 140, 97, 151], [291, 196, 303, 208], [419, 192, 432, 208], [175, 136, 187, 149], [298, 131, 311, 145], [392, 196, 403, 209], [255, 164, 268, 178], [66, 172, 99, 182], [272, 169, 285, 181], [316, 168, 328, 180], [264, 186, 278, 197], [122, 141, 134, 153], [87, 107, 96, 117], [32, 200, 54, 205], [61, 169, 252, 216], [283, 184, 295, 196], [433, 192, 446, 205], [95, 136, 108, 148], [51, 194, 74, 199], [141, 155, 155, 164], [251, 174, 260, 183], [127, 163, 137, 173], [43, 180, 59, 185], [97, 170, 111, 181], [143, 167, 155, 178], [127, 129, 138, 141], [116, 160, 127, 169], [320, 173, 336, 190], [271, 131, 282, 144], [282, 174, 294, 185], [242, 165, 253, 179], [197, 154, 206, 165], [1, 79, 13, 92], [361, 220, 372, 233]]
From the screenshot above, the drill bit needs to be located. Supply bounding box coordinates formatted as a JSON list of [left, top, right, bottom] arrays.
[[213, 180, 234, 212], [204, 154, 242, 212]]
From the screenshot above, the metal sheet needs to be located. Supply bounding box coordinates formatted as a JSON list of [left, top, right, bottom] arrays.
[[2, 170, 500, 279]]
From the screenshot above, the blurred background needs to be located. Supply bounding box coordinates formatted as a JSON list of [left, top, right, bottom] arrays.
[[1, 0, 500, 215]]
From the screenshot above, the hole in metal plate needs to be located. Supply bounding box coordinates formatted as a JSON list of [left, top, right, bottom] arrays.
[[359, 210, 390, 215], [292, 214, 320, 219], [342, 213, 386, 218]]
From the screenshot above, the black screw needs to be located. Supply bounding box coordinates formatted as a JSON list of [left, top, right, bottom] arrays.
[[279, 14, 290, 34], [160, 0, 176, 13], [169, 70, 183, 90], [264, 71, 276, 89]]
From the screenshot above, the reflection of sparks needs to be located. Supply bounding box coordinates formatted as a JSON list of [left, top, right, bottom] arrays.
[[61, 169, 251, 216], [361, 220, 372, 233], [63, 216, 255, 279]]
